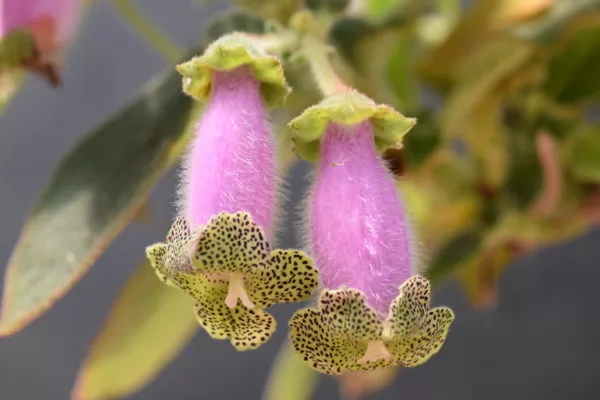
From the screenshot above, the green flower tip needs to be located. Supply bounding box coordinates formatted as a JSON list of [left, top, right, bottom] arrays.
[[176, 32, 291, 107], [287, 90, 417, 162], [145, 212, 319, 351], [289, 275, 455, 375]]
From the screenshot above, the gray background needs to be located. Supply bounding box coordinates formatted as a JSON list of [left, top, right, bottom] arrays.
[[1, 1, 600, 399]]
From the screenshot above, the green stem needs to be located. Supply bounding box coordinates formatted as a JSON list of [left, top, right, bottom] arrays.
[[302, 36, 349, 97], [246, 30, 299, 55], [111, 0, 182, 63]]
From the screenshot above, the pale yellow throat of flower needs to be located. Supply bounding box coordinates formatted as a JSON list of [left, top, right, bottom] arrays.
[[225, 272, 255, 309]]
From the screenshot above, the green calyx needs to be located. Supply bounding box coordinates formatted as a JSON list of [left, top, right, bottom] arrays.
[[176, 32, 290, 108], [287, 90, 417, 162]]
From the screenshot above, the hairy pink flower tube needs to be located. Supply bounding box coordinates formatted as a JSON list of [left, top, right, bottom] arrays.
[[288, 91, 454, 375], [309, 120, 415, 315], [182, 66, 277, 239], [147, 34, 317, 351]]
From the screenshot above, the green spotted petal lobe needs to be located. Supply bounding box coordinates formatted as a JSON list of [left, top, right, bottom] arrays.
[[248, 249, 318, 308], [289, 308, 368, 375], [165, 216, 194, 271], [388, 307, 455, 367], [319, 289, 384, 341], [145, 243, 173, 286], [385, 275, 431, 339], [194, 280, 275, 351], [165, 215, 192, 242], [192, 212, 270, 275]]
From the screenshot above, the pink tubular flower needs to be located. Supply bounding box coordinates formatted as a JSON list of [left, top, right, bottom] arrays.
[[288, 91, 455, 375], [146, 33, 318, 351], [0, 0, 78, 84]]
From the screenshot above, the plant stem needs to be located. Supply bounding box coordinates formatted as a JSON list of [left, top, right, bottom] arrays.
[[242, 31, 299, 55], [302, 35, 350, 97], [111, 0, 182, 63]]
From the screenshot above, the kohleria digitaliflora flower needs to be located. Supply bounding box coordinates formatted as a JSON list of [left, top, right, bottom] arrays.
[[146, 33, 318, 351], [0, 0, 78, 85], [287, 90, 455, 374]]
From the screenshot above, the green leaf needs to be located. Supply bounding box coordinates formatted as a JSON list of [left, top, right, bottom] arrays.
[[205, 10, 266, 43], [387, 34, 420, 109], [402, 109, 440, 168], [426, 227, 485, 286], [512, 0, 600, 45], [566, 125, 600, 183], [441, 38, 532, 139], [233, 0, 303, 23], [0, 61, 199, 336], [502, 128, 543, 210], [263, 338, 320, 400], [369, 0, 408, 20], [72, 260, 198, 400], [544, 26, 600, 104], [306, 0, 349, 13]]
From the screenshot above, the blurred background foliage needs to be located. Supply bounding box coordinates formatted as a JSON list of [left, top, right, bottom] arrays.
[[1, 0, 600, 399]]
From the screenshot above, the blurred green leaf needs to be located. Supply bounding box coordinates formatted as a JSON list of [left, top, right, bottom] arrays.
[[461, 89, 508, 189], [544, 26, 600, 104], [387, 34, 420, 109], [330, 17, 406, 100], [206, 10, 266, 42], [0, 62, 198, 336], [502, 128, 543, 209], [369, 0, 407, 20], [513, 0, 600, 45], [234, 0, 302, 23], [402, 110, 440, 168], [306, 0, 349, 13], [566, 125, 600, 183], [456, 240, 518, 308], [427, 227, 485, 285], [263, 339, 320, 400], [72, 260, 197, 400], [420, 0, 548, 87], [441, 38, 532, 139]]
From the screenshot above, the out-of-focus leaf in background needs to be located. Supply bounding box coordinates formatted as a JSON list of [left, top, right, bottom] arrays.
[[440, 37, 532, 189], [72, 259, 197, 400], [513, 0, 600, 45], [420, 0, 551, 87], [263, 339, 320, 400], [426, 227, 485, 286], [234, 0, 303, 23], [544, 26, 600, 104], [0, 64, 198, 336], [502, 127, 544, 210], [565, 125, 600, 183], [400, 110, 441, 169]]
